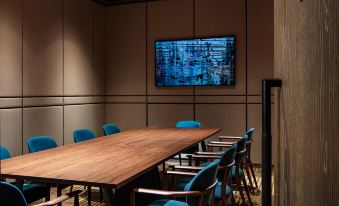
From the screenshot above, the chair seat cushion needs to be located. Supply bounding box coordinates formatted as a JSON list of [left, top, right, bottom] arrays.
[[22, 183, 50, 204], [231, 166, 244, 179], [214, 182, 232, 200], [148, 199, 189, 206]]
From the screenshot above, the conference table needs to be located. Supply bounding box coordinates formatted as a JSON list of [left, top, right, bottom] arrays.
[[0, 127, 221, 205]]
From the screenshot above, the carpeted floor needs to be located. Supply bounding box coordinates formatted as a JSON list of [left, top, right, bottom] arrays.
[[30, 162, 271, 206]]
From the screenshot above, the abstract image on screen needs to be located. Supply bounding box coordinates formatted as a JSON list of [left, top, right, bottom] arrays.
[[155, 36, 235, 86]]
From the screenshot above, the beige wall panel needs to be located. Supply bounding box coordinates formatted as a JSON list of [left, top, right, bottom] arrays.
[[195, 0, 246, 95], [0, 98, 22, 108], [64, 97, 93, 105], [64, 104, 97, 145], [148, 104, 193, 127], [0, 0, 22, 96], [195, 96, 246, 104], [105, 96, 146, 103], [23, 0, 63, 96], [23, 106, 63, 154], [105, 104, 146, 130], [23, 97, 63, 107], [64, 0, 93, 95], [147, 96, 194, 104], [93, 3, 105, 95], [247, 104, 262, 164], [105, 4, 146, 95], [247, 0, 274, 95], [93, 96, 105, 103], [0, 109, 22, 156], [195, 104, 246, 142], [92, 104, 105, 137], [147, 0, 194, 95]]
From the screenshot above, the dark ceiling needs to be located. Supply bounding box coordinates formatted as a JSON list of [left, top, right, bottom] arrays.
[[93, 0, 147, 6]]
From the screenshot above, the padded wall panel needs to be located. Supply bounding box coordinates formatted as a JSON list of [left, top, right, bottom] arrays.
[[147, 96, 194, 104], [105, 4, 146, 95], [147, 0, 194, 95], [23, 106, 63, 154], [64, 104, 97, 145], [93, 3, 105, 95], [92, 104, 105, 137], [195, 104, 246, 141], [148, 104, 193, 127], [195, 0, 246, 95], [64, 0, 93, 95], [0, 109, 22, 157], [247, 0, 274, 95], [23, 97, 63, 107], [0, 0, 22, 96], [105, 104, 146, 130], [105, 96, 146, 103], [23, 0, 63, 96], [0, 98, 22, 109]]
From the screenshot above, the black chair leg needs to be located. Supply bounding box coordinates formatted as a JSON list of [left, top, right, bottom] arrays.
[[179, 154, 182, 165], [45, 186, 51, 201], [99, 187, 103, 203], [57, 185, 62, 206], [242, 176, 252, 206], [249, 159, 259, 189], [88, 186, 91, 206], [245, 164, 255, 193]]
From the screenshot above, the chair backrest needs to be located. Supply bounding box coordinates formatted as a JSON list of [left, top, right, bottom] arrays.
[[218, 144, 237, 197], [245, 128, 255, 141], [0, 182, 28, 206], [176, 120, 201, 128], [184, 160, 219, 206], [73, 129, 96, 143], [0, 146, 11, 160], [27, 136, 57, 153], [102, 124, 120, 136], [234, 135, 248, 169]]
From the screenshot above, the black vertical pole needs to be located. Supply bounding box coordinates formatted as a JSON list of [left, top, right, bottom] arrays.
[[262, 79, 282, 206]]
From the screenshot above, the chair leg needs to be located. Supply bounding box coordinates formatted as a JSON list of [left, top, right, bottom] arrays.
[[88, 186, 91, 206], [70, 185, 73, 192], [248, 159, 259, 189], [244, 164, 255, 194], [99, 187, 103, 203], [236, 177, 246, 205], [242, 176, 252, 206], [45, 186, 51, 201], [231, 192, 235, 206], [179, 154, 182, 165], [57, 185, 62, 206]]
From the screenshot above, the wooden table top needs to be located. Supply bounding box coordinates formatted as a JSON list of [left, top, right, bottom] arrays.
[[0, 127, 221, 188]]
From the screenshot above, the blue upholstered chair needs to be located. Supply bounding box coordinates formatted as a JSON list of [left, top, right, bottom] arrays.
[[73, 129, 96, 143], [0, 145, 50, 204], [131, 160, 220, 206], [72, 129, 102, 204], [175, 120, 203, 165], [102, 123, 121, 136], [27, 136, 72, 206], [218, 128, 258, 192], [27, 136, 57, 153], [174, 144, 237, 206], [0, 181, 81, 206]]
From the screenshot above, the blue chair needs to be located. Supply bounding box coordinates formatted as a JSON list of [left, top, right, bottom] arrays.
[[102, 123, 121, 136], [0, 145, 50, 204], [0, 181, 81, 206], [175, 144, 238, 206], [176, 120, 203, 165], [72, 129, 102, 204], [131, 160, 220, 206], [73, 129, 96, 143], [27, 136, 57, 153], [27, 136, 72, 206]]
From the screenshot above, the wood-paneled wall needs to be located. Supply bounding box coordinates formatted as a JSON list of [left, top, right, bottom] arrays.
[[0, 0, 105, 156], [274, 0, 339, 205], [105, 0, 274, 163]]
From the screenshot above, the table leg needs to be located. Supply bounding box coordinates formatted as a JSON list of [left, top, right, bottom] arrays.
[[103, 188, 116, 206]]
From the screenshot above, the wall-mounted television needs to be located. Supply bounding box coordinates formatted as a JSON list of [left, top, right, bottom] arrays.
[[155, 36, 235, 87]]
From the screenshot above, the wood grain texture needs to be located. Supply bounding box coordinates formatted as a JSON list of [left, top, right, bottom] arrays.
[[274, 0, 339, 205], [0, 127, 221, 188]]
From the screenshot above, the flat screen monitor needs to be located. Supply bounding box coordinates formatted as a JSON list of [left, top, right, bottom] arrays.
[[155, 36, 235, 87]]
